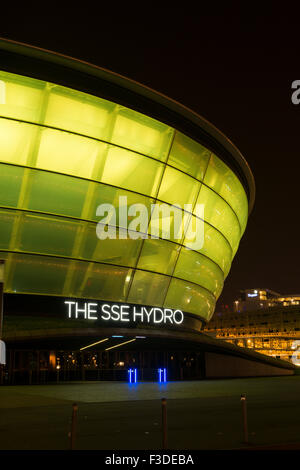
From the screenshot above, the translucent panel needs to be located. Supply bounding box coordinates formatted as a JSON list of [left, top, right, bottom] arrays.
[[101, 146, 164, 197], [157, 166, 200, 208], [111, 107, 174, 161], [174, 247, 224, 298], [0, 118, 36, 165], [36, 128, 106, 179], [0, 164, 25, 208], [0, 71, 44, 122], [0, 209, 15, 249], [184, 217, 232, 276], [148, 204, 190, 244], [0, 69, 250, 311], [127, 270, 170, 306], [164, 278, 216, 320], [45, 86, 115, 139], [168, 131, 211, 180], [18, 213, 78, 257], [137, 239, 180, 275], [8, 253, 69, 295], [26, 170, 90, 218], [81, 223, 142, 267], [89, 184, 154, 229], [204, 153, 248, 233], [71, 261, 132, 301], [0, 72, 175, 161], [196, 185, 241, 253]]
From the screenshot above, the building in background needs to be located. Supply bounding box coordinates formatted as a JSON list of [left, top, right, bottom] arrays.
[[205, 290, 300, 364], [233, 288, 300, 312]]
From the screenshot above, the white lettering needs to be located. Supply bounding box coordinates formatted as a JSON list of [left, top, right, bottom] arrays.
[[64, 301, 75, 318], [101, 304, 111, 321], [105, 454, 140, 467], [96, 203, 116, 240], [65, 301, 184, 325], [87, 303, 98, 320], [144, 307, 153, 322], [111, 304, 120, 321], [120, 305, 130, 322], [150, 203, 182, 240], [75, 302, 87, 319], [184, 203, 205, 250], [173, 309, 184, 324], [154, 308, 164, 323], [292, 80, 300, 105], [128, 203, 148, 239], [133, 307, 144, 322], [118, 196, 128, 238], [164, 308, 174, 324]]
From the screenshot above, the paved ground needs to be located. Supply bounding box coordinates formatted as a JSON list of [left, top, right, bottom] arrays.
[[1, 376, 300, 450]]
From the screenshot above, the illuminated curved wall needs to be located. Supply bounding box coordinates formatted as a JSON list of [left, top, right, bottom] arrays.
[[0, 70, 249, 324]]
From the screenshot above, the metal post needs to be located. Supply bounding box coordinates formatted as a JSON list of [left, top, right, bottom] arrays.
[[240, 394, 248, 444], [161, 397, 167, 449], [70, 403, 78, 450]]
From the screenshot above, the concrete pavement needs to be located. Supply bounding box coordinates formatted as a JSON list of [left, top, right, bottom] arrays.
[[1, 376, 300, 449]]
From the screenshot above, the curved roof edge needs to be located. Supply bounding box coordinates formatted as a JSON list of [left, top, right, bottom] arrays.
[[0, 37, 255, 213]]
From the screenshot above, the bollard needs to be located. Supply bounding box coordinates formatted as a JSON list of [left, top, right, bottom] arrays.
[[56, 365, 60, 383], [161, 397, 167, 449], [70, 403, 78, 450], [240, 394, 248, 444]]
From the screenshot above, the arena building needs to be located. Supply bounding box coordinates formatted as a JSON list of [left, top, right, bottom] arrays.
[[0, 38, 293, 383]]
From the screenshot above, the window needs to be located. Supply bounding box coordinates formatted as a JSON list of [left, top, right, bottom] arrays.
[[168, 131, 211, 180], [158, 166, 200, 208], [127, 270, 170, 306], [204, 153, 248, 233], [137, 238, 180, 276], [174, 247, 223, 297], [101, 146, 164, 197], [164, 278, 215, 320]]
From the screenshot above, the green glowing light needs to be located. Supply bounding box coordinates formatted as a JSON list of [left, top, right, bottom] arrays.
[[0, 70, 249, 322]]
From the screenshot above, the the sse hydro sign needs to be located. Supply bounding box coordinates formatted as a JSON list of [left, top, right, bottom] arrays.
[[64, 300, 184, 325]]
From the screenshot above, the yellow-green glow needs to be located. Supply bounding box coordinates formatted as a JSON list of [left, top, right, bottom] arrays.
[[0, 70, 250, 323], [105, 338, 136, 351], [80, 338, 109, 351]]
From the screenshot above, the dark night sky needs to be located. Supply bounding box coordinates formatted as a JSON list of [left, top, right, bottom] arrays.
[[1, 5, 299, 309]]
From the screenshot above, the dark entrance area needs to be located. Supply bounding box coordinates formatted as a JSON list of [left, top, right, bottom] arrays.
[[3, 347, 206, 385], [1, 330, 294, 385]]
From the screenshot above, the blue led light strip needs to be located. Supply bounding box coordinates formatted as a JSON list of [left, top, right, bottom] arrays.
[[128, 368, 137, 383], [158, 368, 167, 383]]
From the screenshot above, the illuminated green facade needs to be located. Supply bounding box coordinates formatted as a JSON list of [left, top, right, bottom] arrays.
[[0, 65, 252, 325]]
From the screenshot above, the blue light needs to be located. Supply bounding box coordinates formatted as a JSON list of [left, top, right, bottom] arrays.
[[158, 368, 167, 383], [112, 335, 124, 338], [128, 368, 137, 383]]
